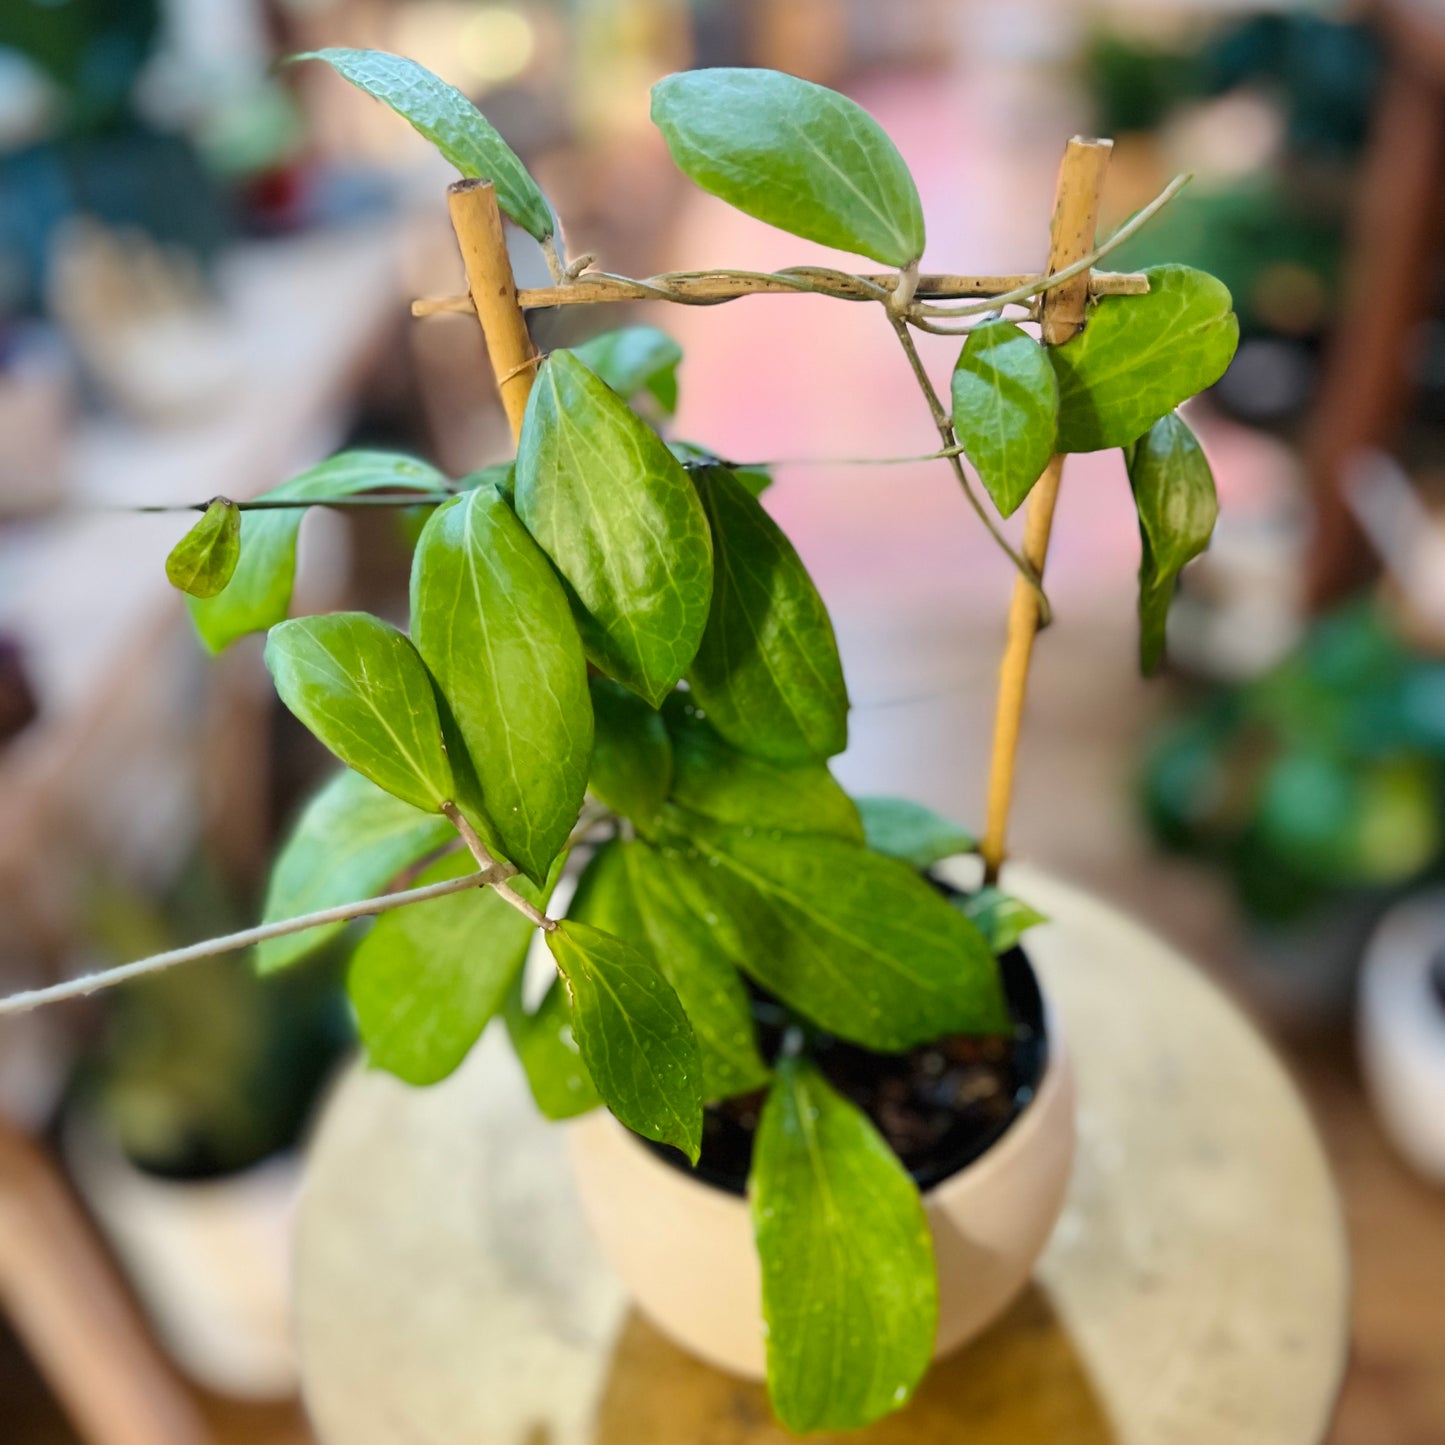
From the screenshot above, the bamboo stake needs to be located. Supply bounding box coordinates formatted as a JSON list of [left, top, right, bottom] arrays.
[[980, 137, 1114, 884], [446, 178, 538, 444], [412, 268, 1150, 317]]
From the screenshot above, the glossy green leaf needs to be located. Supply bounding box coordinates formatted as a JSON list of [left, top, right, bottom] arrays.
[[856, 795, 976, 870], [264, 612, 452, 814], [349, 851, 555, 1085], [571, 326, 682, 414], [166, 499, 241, 599], [1128, 412, 1219, 673], [752, 1056, 937, 1433], [293, 49, 553, 240], [411, 487, 591, 883], [571, 840, 768, 1101], [504, 975, 601, 1120], [663, 696, 862, 841], [256, 769, 452, 975], [1052, 265, 1239, 452], [951, 320, 1059, 517], [651, 68, 925, 268], [660, 812, 1007, 1050], [956, 886, 1047, 955], [546, 918, 704, 1163], [588, 677, 672, 826], [688, 466, 848, 764], [670, 441, 773, 497], [514, 351, 713, 705], [188, 451, 445, 652]]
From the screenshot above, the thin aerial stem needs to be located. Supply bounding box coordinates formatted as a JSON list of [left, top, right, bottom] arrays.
[[887, 314, 1051, 622], [0, 869, 504, 1016], [105, 494, 458, 515]]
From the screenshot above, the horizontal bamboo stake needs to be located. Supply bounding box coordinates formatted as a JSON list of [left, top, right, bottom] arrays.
[[412, 268, 1150, 318]]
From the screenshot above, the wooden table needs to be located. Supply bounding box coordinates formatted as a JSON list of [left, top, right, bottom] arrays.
[[293, 866, 1350, 1445]]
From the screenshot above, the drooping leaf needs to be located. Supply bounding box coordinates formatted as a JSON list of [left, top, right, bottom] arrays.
[[955, 886, 1047, 955], [1051, 265, 1239, 452], [687, 466, 848, 764], [514, 351, 713, 706], [660, 812, 1007, 1050], [627, 842, 771, 1100], [349, 851, 557, 1085], [651, 68, 925, 268], [264, 612, 452, 814], [570, 840, 768, 1101], [571, 326, 683, 414], [293, 49, 553, 240], [950, 319, 1059, 517], [663, 695, 862, 840], [188, 451, 445, 652], [752, 1056, 937, 1433], [855, 796, 976, 870], [411, 487, 591, 883], [588, 676, 672, 826], [256, 769, 453, 974], [671, 440, 773, 497], [546, 918, 703, 1163], [504, 974, 601, 1120], [1128, 411, 1219, 673], [166, 499, 241, 599]]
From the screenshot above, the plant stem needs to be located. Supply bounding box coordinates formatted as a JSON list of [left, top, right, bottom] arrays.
[[441, 803, 555, 931], [0, 869, 504, 1016], [412, 267, 1151, 317], [115, 494, 458, 514], [887, 313, 1049, 616], [980, 137, 1115, 884], [448, 178, 540, 444]]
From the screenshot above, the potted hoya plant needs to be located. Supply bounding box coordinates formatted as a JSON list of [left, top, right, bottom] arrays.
[[1, 51, 1237, 1435]]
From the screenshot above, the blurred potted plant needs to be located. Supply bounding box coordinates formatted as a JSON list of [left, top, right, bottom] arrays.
[[4, 52, 1236, 1433], [1144, 600, 1445, 1012], [64, 866, 348, 1398]]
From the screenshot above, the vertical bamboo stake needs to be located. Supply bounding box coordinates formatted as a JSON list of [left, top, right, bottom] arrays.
[[980, 138, 1114, 884], [446, 178, 538, 444]]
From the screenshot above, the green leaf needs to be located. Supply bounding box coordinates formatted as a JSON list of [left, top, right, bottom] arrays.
[[256, 769, 453, 975], [660, 812, 1007, 1050], [687, 466, 848, 764], [188, 451, 445, 652], [651, 68, 925, 268], [514, 351, 713, 705], [1052, 265, 1239, 452], [546, 918, 704, 1163], [570, 326, 683, 414], [663, 695, 862, 841], [349, 851, 556, 1085], [166, 499, 241, 599], [856, 795, 976, 869], [504, 975, 601, 1120], [670, 440, 772, 497], [588, 677, 672, 826], [955, 886, 1047, 955], [411, 487, 591, 884], [264, 612, 453, 814], [571, 840, 768, 1101], [752, 1056, 937, 1433], [293, 49, 553, 241], [951, 320, 1059, 518], [1128, 412, 1219, 673]]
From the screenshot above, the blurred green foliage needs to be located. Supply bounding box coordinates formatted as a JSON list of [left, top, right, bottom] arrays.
[[1142, 604, 1445, 922]]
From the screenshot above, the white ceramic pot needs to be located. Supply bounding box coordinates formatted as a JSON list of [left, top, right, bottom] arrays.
[[567, 998, 1075, 1380]]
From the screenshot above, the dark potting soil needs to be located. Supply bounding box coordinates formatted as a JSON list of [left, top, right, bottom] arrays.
[[643, 901, 1049, 1198]]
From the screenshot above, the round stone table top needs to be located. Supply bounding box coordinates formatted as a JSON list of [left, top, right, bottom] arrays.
[[293, 866, 1350, 1445]]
